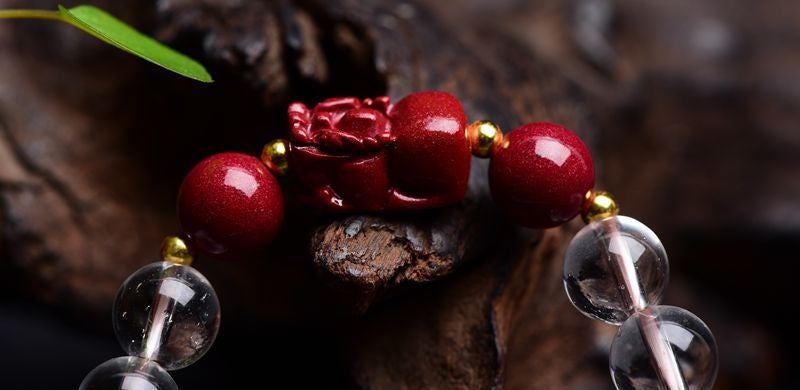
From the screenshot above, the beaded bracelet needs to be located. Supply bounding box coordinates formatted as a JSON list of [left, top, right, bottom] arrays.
[[80, 91, 718, 390]]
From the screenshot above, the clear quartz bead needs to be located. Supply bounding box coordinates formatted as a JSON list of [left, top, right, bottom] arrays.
[[610, 305, 718, 390], [113, 261, 221, 371], [564, 216, 669, 324], [79, 356, 177, 390]]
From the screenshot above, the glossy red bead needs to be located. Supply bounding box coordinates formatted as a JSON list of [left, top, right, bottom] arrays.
[[387, 91, 471, 209], [286, 91, 470, 212], [177, 152, 284, 259], [489, 122, 595, 228]]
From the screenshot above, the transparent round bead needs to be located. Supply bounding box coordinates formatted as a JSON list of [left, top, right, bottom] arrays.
[[113, 261, 221, 371], [564, 215, 669, 324], [610, 305, 718, 390], [79, 356, 177, 390]]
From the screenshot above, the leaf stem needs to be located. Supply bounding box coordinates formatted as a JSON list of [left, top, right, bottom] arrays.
[[0, 9, 64, 21], [1, 6, 212, 82]]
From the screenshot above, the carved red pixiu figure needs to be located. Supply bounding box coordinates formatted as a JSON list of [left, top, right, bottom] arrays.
[[287, 91, 471, 212]]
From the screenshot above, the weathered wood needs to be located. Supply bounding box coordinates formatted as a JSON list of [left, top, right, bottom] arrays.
[[162, 1, 601, 387], [1, 0, 602, 387], [4, 0, 788, 387]]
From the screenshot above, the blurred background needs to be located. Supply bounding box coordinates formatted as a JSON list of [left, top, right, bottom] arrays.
[[1, 0, 798, 388]]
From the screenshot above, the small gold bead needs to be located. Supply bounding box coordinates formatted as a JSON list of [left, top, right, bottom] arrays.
[[160, 235, 194, 266], [467, 120, 504, 158], [261, 139, 289, 175], [582, 190, 620, 223]]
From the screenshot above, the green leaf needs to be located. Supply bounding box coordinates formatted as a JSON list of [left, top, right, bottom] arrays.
[[57, 5, 212, 83]]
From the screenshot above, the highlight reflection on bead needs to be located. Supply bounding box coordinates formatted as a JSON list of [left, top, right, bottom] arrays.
[[563, 215, 669, 324], [177, 152, 284, 259], [466, 120, 504, 158], [113, 261, 221, 371], [582, 190, 619, 223], [261, 139, 290, 175], [610, 305, 718, 390], [160, 235, 193, 266], [488, 122, 595, 228], [80, 356, 177, 390]]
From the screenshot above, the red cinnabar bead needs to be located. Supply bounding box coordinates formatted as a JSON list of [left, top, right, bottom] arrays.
[[177, 152, 284, 259], [286, 91, 471, 212], [489, 122, 595, 228]]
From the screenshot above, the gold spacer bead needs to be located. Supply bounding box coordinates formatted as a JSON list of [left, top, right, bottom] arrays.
[[261, 139, 290, 175], [582, 190, 620, 223], [160, 235, 194, 266], [467, 120, 504, 158]]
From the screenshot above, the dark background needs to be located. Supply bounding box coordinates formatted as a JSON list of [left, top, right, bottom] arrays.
[[1, 0, 798, 388]]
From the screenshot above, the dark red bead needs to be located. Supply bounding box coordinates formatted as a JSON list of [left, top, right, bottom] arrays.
[[387, 91, 471, 209], [177, 152, 284, 259], [285, 91, 470, 212], [489, 122, 595, 228]]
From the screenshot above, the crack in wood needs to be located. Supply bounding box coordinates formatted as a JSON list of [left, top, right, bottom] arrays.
[[0, 113, 87, 228]]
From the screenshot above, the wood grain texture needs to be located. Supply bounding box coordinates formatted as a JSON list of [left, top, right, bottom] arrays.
[[0, 0, 603, 387], [3, 0, 787, 387]]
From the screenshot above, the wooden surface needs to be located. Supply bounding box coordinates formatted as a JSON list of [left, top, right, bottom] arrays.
[[1, 0, 795, 388]]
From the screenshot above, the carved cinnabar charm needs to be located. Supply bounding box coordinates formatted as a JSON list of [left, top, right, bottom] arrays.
[[177, 152, 284, 259], [489, 122, 595, 229], [287, 91, 471, 212]]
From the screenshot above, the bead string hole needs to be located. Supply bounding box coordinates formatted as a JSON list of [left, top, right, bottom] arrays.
[[113, 261, 221, 371], [599, 219, 687, 389], [637, 309, 687, 390], [564, 216, 669, 324], [563, 213, 717, 389], [142, 278, 183, 361], [610, 306, 718, 389], [79, 356, 178, 390], [600, 218, 649, 312]]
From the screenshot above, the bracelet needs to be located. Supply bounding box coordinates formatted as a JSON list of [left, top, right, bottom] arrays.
[[80, 91, 718, 390]]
